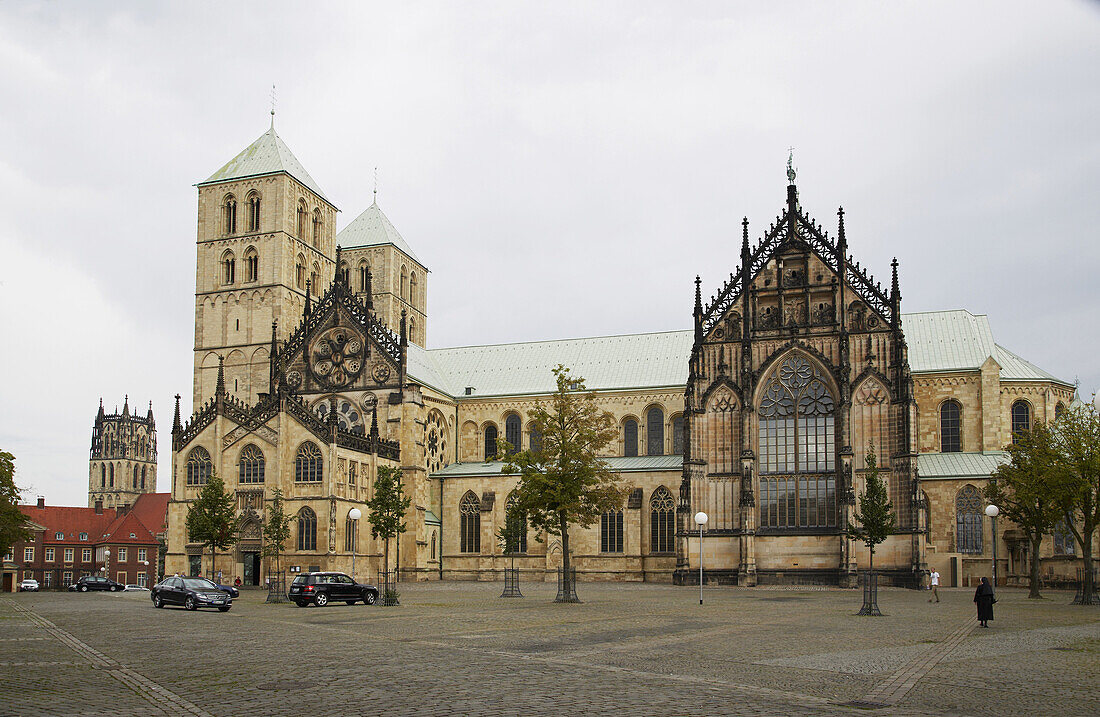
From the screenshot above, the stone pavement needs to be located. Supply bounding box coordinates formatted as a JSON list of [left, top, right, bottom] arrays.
[[1, 582, 1098, 716]]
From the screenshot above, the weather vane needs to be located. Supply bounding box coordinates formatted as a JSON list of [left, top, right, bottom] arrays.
[[787, 146, 796, 184], [270, 84, 276, 128], [373, 166, 378, 204]]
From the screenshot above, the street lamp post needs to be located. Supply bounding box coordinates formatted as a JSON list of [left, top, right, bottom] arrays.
[[104, 548, 111, 581], [694, 511, 708, 605], [348, 508, 362, 581], [141, 560, 149, 587], [985, 504, 1000, 588]]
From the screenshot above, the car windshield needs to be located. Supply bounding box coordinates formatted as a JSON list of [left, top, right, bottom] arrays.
[[182, 578, 217, 589]]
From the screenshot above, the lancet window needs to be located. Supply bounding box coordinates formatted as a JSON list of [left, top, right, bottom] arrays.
[[758, 354, 836, 529]]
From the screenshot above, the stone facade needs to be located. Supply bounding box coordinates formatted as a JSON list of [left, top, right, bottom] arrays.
[[88, 398, 157, 510], [165, 125, 1089, 588]]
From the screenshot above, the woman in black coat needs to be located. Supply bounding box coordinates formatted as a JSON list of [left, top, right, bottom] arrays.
[[974, 576, 995, 627]]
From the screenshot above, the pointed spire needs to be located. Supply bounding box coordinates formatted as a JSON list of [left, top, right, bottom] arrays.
[[693, 276, 703, 348], [172, 394, 181, 435], [891, 257, 900, 300], [97, 398, 105, 421], [122, 395, 130, 417], [216, 356, 225, 397], [741, 216, 750, 253], [837, 207, 846, 247], [335, 245, 343, 286], [304, 279, 312, 317], [369, 408, 379, 439], [147, 401, 154, 424], [269, 319, 279, 391]]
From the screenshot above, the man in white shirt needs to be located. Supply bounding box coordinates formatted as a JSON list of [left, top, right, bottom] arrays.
[[929, 569, 940, 602]]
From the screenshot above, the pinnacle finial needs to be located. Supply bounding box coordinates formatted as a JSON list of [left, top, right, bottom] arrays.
[[270, 84, 276, 129], [786, 146, 796, 185], [373, 167, 378, 206], [694, 275, 702, 313], [335, 245, 343, 285], [304, 279, 312, 317], [216, 356, 225, 397], [741, 216, 750, 250]]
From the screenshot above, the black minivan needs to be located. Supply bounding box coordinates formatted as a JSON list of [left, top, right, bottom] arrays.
[[288, 572, 378, 607]]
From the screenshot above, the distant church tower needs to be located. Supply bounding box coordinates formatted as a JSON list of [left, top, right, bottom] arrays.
[[192, 115, 338, 409], [89, 397, 158, 509]]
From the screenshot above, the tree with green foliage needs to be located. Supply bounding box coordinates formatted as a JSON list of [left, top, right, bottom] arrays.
[[1049, 401, 1100, 605], [985, 421, 1062, 599], [366, 465, 411, 600], [0, 450, 31, 558], [847, 444, 897, 585], [184, 471, 237, 578], [262, 487, 291, 577], [501, 365, 630, 602]]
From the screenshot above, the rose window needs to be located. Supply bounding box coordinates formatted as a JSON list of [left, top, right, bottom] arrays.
[[424, 410, 448, 474], [309, 327, 365, 389], [313, 397, 366, 435]]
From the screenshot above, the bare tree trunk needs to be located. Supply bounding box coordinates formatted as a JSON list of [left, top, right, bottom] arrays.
[[1028, 533, 1043, 599], [559, 512, 571, 598], [1081, 514, 1095, 603]]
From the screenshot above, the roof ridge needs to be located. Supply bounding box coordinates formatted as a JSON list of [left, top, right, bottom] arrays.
[[428, 328, 693, 353]]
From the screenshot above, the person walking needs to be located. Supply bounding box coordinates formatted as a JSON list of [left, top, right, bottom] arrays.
[[974, 576, 995, 627], [928, 569, 940, 603]]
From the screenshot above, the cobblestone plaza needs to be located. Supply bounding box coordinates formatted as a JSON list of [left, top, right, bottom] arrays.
[[2, 582, 1098, 716]]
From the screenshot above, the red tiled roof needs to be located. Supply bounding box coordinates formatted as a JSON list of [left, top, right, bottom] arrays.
[[130, 493, 169, 536], [18, 505, 118, 545], [99, 510, 157, 545]]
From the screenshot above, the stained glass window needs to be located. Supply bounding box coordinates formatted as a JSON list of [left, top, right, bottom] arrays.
[[647, 407, 664, 456], [186, 447, 211, 486], [624, 419, 638, 457], [505, 414, 521, 455], [601, 510, 624, 553], [295, 442, 323, 482], [940, 400, 961, 453], [1011, 401, 1031, 444], [297, 508, 317, 551], [955, 485, 983, 553], [460, 492, 480, 553], [239, 444, 265, 484], [650, 487, 675, 553]]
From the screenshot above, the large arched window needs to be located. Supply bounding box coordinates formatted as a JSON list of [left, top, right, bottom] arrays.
[[940, 400, 961, 453], [223, 194, 237, 235], [1053, 518, 1075, 555], [1011, 400, 1031, 444], [141, 465, 147, 490], [647, 407, 664, 455], [310, 264, 320, 295], [504, 493, 527, 554], [295, 442, 323, 482], [186, 447, 211, 486], [246, 191, 261, 232], [312, 209, 323, 247], [460, 491, 480, 553], [109, 464, 115, 487], [672, 414, 685, 455], [297, 507, 317, 551], [239, 444, 265, 484], [601, 509, 624, 553], [344, 516, 357, 552], [1055, 402, 1066, 420], [955, 485, 983, 553], [504, 414, 521, 455], [133, 465, 139, 490], [221, 250, 235, 285], [623, 419, 639, 457], [758, 353, 836, 528], [100, 464, 106, 488], [409, 271, 418, 307], [484, 424, 498, 460], [400, 265, 408, 302], [650, 487, 675, 554]]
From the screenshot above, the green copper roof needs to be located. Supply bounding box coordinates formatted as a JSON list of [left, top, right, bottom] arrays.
[[200, 127, 331, 203], [337, 201, 423, 265], [917, 451, 1007, 480], [405, 310, 1068, 400], [431, 454, 683, 478]]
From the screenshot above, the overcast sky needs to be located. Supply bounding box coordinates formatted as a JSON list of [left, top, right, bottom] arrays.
[[1, 1, 1097, 506]]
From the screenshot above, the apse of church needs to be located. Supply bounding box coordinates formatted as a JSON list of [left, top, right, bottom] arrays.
[[679, 178, 919, 586]]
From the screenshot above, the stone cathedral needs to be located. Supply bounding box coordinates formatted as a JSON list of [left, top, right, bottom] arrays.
[[165, 125, 1081, 588]]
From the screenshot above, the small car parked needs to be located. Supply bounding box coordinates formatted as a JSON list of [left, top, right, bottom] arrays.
[[124, 584, 150, 592], [18, 578, 39, 592], [150, 576, 232, 612], [288, 572, 379, 607], [70, 576, 124, 592]]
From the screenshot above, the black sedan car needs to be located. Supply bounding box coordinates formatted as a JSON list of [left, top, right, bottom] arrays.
[[70, 576, 125, 592], [288, 572, 379, 607], [151, 576, 232, 611]]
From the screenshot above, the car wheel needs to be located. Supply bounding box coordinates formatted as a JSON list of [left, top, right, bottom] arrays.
[[218, 606, 231, 612], [153, 594, 164, 609], [79, 585, 88, 592], [314, 592, 328, 607], [294, 601, 307, 608], [363, 591, 377, 605], [184, 596, 197, 611], [110, 585, 119, 592]]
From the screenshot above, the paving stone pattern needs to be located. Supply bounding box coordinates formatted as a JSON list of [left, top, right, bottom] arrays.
[[2, 584, 1098, 716]]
